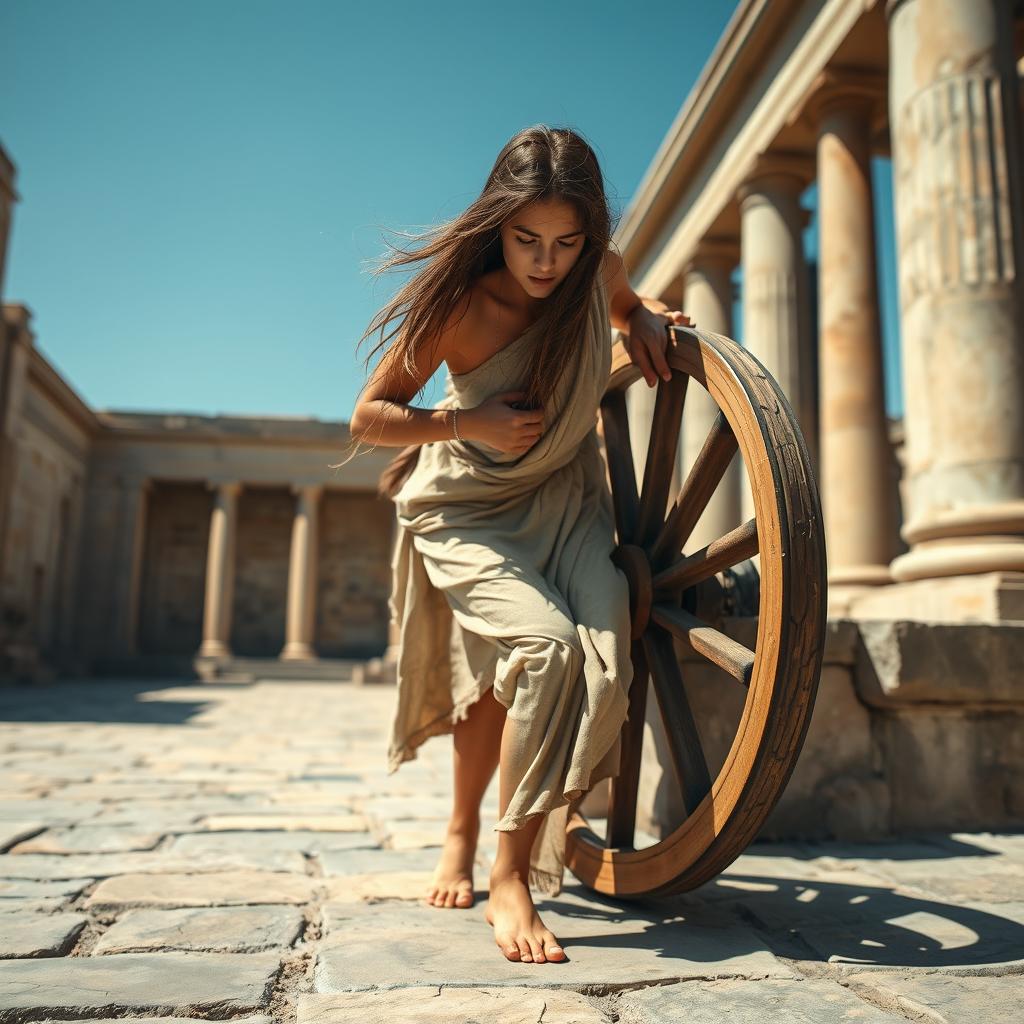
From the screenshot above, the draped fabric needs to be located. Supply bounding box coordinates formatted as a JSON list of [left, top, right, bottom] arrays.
[[385, 273, 634, 896]]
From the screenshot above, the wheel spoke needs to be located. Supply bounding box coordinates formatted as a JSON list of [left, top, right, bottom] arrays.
[[607, 636, 649, 849], [600, 391, 640, 544], [650, 410, 738, 564], [640, 624, 712, 816], [651, 518, 759, 591], [636, 372, 689, 548], [650, 603, 755, 688]]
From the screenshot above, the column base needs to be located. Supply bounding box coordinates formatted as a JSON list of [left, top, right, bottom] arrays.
[[279, 642, 318, 662], [841, 571, 1024, 624], [197, 640, 232, 659]]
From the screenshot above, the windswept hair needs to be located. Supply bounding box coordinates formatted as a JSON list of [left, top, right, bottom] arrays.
[[330, 124, 618, 498]]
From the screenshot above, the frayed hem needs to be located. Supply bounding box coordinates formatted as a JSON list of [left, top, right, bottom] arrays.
[[386, 683, 494, 775]]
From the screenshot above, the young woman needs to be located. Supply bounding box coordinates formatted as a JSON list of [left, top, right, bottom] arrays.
[[342, 125, 691, 965]]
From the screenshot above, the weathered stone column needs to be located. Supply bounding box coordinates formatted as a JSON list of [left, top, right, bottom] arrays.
[[738, 154, 817, 527], [198, 481, 241, 659], [809, 73, 896, 610], [680, 238, 743, 553], [111, 476, 152, 660], [281, 483, 322, 661], [884, 0, 1024, 588], [0, 306, 32, 595]]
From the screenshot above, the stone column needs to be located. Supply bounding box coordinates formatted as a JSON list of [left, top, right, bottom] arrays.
[[680, 238, 743, 554], [111, 476, 152, 660], [0, 306, 32, 591], [738, 153, 817, 527], [809, 72, 896, 611], [199, 481, 241, 659], [281, 483, 322, 661], [885, 0, 1024, 589]]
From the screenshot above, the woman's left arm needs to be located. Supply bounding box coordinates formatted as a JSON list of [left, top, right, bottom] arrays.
[[603, 249, 692, 388]]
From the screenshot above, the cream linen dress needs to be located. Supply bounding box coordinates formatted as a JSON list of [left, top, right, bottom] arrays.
[[386, 272, 635, 896]]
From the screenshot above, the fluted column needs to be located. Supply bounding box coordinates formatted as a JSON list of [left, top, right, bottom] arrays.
[[199, 481, 241, 659], [738, 153, 817, 526], [886, 0, 1024, 582], [809, 73, 896, 609], [281, 483, 322, 661], [680, 238, 743, 554]]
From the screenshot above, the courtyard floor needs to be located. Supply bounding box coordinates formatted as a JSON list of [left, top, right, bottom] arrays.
[[0, 676, 1021, 1023]]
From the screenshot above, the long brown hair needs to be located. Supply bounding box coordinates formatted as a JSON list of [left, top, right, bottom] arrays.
[[331, 124, 617, 497]]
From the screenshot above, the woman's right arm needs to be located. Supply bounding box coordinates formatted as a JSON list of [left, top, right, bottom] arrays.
[[349, 294, 472, 447]]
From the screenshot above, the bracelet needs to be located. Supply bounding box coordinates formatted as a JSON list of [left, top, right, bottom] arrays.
[[452, 407, 463, 442]]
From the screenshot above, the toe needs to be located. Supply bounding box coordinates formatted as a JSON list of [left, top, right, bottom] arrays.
[[500, 941, 521, 961], [517, 936, 533, 962], [443, 888, 457, 908], [526, 934, 545, 963], [542, 932, 564, 961], [455, 884, 474, 906]]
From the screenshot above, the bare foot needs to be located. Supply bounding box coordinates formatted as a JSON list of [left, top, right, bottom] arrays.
[[484, 870, 565, 963], [425, 820, 477, 908]]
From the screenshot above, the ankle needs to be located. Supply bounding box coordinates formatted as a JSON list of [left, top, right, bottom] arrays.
[[489, 863, 529, 886], [447, 811, 481, 836]]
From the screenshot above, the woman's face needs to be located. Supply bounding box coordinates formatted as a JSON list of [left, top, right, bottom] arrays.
[[500, 198, 586, 300]]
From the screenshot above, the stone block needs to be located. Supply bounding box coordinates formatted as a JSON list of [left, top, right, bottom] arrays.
[[0, 912, 88, 957], [298, 987, 611, 1023], [93, 904, 306, 954], [843, 971, 1024, 1023], [879, 711, 1024, 829], [85, 869, 319, 911], [854, 620, 1024, 706], [761, 665, 889, 840], [0, 951, 281, 1016], [615, 977, 909, 1022], [313, 887, 796, 991]]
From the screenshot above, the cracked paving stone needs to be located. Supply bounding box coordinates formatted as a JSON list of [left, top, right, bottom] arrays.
[[614, 977, 911, 1022], [842, 971, 1024, 1024], [0, 951, 282, 1015], [93, 904, 307, 954], [85, 869, 319, 911], [298, 986, 613, 1023], [313, 884, 796, 991], [0, 912, 88, 957]]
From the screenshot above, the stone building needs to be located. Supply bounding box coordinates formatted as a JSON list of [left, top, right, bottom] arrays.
[[1, 0, 1022, 839], [616, 0, 1024, 840], [0, 146, 395, 679]]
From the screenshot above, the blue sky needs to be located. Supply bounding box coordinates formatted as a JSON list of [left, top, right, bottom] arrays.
[[1, 0, 902, 423]]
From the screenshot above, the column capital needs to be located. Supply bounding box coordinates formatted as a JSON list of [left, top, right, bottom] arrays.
[[798, 66, 888, 127], [683, 237, 740, 277], [205, 480, 243, 499], [737, 150, 816, 204], [290, 482, 324, 501]]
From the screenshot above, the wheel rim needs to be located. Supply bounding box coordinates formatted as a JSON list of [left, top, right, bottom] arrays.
[[565, 326, 828, 898]]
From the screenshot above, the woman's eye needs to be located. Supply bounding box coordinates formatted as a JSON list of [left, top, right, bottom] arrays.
[[516, 237, 577, 248]]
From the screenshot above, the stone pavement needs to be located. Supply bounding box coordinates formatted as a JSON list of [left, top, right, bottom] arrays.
[[0, 677, 1022, 1023]]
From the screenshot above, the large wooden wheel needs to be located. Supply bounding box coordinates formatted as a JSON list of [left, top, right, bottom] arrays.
[[565, 325, 828, 899]]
